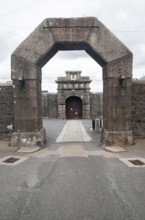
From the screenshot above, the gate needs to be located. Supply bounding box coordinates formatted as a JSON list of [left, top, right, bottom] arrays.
[[66, 97, 82, 119]]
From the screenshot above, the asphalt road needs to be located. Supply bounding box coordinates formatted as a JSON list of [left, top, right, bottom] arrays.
[[0, 119, 145, 220], [0, 155, 145, 220]]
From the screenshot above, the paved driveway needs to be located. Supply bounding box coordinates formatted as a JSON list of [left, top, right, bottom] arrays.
[[0, 119, 145, 220]]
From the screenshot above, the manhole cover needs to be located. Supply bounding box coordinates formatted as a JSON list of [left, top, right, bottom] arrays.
[[129, 159, 145, 166], [0, 156, 28, 166], [120, 158, 145, 167], [3, 157, 20, 164]]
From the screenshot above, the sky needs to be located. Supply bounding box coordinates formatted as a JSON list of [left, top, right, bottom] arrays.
[[0, 0, 145, 92]]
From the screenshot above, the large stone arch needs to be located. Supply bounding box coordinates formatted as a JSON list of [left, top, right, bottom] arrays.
[[11, 17, 133, 147]]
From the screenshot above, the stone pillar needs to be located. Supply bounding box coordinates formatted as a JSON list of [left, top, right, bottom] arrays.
[[11, 56, 46, 147], [102, 57, 133, 146], [82, 104, 91, 119], [82, 91, 91, 119], [14, 80, 43, 130]]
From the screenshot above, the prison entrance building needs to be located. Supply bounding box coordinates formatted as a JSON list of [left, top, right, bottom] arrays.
[[56, 71, 91, 119], [42, 71, 103, 120]]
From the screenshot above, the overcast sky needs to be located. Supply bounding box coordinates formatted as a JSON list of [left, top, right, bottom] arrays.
[[0, 0, 145, 92]]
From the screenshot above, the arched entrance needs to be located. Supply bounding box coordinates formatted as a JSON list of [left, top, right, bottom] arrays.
[[11, 17, 133, 147], [66, 96, 82, 119]]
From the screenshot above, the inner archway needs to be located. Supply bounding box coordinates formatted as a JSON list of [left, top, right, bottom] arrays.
[[42, 50, 103, 93], [66, 96, 82, 119], [11, 17, 133, 147]]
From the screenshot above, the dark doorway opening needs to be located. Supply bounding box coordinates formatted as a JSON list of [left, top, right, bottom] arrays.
[[66, 96, 82, 119]]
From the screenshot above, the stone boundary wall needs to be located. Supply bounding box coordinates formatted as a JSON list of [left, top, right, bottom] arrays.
[[90, 93, 103, 118], [47, 93, 58, 118], [131, 80, 145, 138], [42, 92, 58, 118], [42, 91, 49, 117], [0, 83, 13, 140], [0, 81, 145, 140]]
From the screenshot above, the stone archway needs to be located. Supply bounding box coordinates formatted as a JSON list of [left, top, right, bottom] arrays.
[[66, 96, 82, 119], [11, 17, 133, 147]]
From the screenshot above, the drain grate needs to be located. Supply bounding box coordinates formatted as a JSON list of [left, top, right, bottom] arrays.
[[0, 156, 28, 166], [129, 159, 145, 166], [3, 157, 20, 164], [120, 158, 145, 167]]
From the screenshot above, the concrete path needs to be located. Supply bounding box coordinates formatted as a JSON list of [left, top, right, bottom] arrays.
[[56, 120, 91, 143]]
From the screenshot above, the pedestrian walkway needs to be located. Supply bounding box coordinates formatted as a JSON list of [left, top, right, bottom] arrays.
[[56, 120, 91, 143]]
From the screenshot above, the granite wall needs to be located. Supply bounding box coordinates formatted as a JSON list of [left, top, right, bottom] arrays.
[[42, 91, 58, 118], [1, 80, 145, 140], [0, 83, 13, 140], [42, 92, 103, 119], [131, 80, 145, 138], [90, 93, 103, 118]]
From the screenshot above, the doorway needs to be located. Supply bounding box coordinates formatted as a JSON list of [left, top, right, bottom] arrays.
[[66, 96, 82, 119]]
